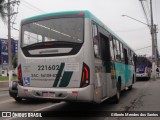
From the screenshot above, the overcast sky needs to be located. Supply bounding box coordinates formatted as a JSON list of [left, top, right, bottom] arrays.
[[0, 0, 160, 56]]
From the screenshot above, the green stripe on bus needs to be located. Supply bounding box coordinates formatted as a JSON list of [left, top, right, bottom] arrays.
[[59, 71, 73, 87], [53, 63, 65, 87]]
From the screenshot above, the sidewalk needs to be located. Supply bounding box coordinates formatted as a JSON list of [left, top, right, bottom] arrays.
[[0, 81, 9, 91]]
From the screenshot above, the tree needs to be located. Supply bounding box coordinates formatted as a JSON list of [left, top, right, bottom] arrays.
[[12, 54, 17, 69], [0, 0, 6, 21]]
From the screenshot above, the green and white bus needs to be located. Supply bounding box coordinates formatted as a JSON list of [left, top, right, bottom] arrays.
[[9, 10, 136, 103]]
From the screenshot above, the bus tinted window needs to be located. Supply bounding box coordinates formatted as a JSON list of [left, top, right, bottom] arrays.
[[116, 40, 121, 61], [22, 17, 84, 47], [120, 43, 124, 62], [92, 23, 100, 58], [136, 57, 147, 66], [109, 36, 115, 61]]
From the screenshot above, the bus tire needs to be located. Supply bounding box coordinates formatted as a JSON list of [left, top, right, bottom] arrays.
[[128, 85, 132, 90], [128, 75, 134, 90], [113, 81, 121, 104], [14, 97, 22, 102]]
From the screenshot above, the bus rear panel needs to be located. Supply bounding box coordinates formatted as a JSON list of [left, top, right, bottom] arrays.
[[16, 12, 95, 102]]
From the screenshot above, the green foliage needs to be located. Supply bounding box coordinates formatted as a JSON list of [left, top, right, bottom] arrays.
[[0, 0, 6, 21], [0, 76, 17, 81], [12, 54, 17, 68]]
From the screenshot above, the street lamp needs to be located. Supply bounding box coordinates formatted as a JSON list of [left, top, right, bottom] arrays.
[[122, 14, 157, 80], [122, 15, 150, 28]]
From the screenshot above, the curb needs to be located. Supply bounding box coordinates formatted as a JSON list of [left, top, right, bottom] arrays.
[[0, 81, 9, 82]]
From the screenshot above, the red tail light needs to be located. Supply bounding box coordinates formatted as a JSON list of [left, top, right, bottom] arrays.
[[80, 63, 90, 87], [18, 65, 23, 86]]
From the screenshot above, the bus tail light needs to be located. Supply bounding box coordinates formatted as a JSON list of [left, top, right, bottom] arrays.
[[80, 63, 90, 87], [18, 65, 23, 86]]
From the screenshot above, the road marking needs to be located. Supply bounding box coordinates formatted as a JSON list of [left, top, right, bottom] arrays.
[[0, 93, 9, 97], [34, 102, 65, 111], [0, 99, 14, 104]]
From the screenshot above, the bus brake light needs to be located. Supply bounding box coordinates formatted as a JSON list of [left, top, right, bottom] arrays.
[[80, 63, 90, 87], [18, 65, 23, 86]]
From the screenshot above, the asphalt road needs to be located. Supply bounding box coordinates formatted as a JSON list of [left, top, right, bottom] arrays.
[[0, 79, 160, 120]]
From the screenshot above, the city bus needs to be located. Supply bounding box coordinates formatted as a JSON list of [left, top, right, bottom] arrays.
[[9, 10, 136, 103], [136, 56, 152, 80]]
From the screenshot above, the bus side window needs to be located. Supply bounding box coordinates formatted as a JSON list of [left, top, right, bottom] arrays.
[[128, 49, 132, 65], [116, 40, 121, 61], [120, 43, 124, 62], [123, 47, 128, 65], [131, 51, 134, 65], [113, 39, 117, 60], [92, 22, 100, 58], [109, 36, 115, 61]]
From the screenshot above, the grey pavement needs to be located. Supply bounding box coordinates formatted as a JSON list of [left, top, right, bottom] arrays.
[[0, 81, 9, 91], [131, 78, 160, 111]]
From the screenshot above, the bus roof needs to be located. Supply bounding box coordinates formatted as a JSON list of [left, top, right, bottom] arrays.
[[21, 10, 134, 51]]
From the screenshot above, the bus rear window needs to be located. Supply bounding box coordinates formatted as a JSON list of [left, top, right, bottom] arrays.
[[22, 17, 84, 47], [136, 57, 147, 66]]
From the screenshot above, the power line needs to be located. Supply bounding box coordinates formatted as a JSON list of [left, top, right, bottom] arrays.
[[140, 0, 150, 29], [135, 45, 152, 51], [10, 0, 47, 32], [20, 4, 41, 13], [21, 0, 46, 13], [114, 27, 149, 33], [20, 2, 42, 14]]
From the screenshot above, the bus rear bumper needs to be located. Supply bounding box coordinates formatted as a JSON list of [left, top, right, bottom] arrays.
[[17, 85, 94, 102], [136, 73, 149, 78]]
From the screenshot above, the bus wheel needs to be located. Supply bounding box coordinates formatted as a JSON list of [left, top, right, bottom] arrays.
[[14, 97, 22, 102], [128, 85, 132, 90], [128, 75, 134, 90], [113, 82, 121, 104]]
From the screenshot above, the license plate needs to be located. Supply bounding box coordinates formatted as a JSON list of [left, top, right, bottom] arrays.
[[42, 92, 55, 97]]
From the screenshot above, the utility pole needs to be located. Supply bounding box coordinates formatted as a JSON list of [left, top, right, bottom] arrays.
[[5, 0, 19, 86], [154, 24, 159, 66], [123, 0, 158, 80], [150, 0, 156, 80], [7, 0, 12, 87]]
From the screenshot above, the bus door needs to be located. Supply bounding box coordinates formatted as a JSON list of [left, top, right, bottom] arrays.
[[124, 48, 129, 85], [100, 34, 111, 98]]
